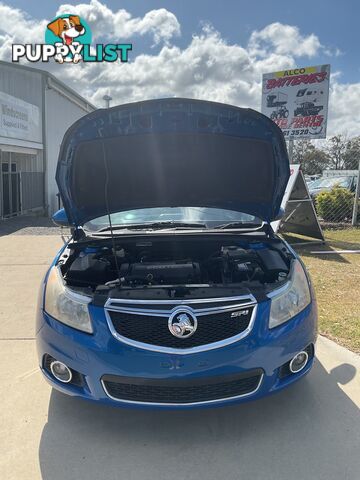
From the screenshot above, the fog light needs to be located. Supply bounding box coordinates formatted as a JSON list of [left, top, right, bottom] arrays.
[[50, 360, 72, 383], [289, 351, 309, 374]]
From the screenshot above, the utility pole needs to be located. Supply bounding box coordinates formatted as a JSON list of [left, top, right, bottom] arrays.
[[288, 138, 294, 164], [352, 157, 360, 226]]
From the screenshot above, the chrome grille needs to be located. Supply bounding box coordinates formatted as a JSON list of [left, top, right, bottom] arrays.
[[105, 295, 257, 354]]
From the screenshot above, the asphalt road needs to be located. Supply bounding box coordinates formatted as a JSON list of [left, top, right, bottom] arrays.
[[0, 230, 359, 480]]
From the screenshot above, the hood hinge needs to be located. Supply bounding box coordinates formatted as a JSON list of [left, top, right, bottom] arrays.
[[73, 227, 86, 241], [263, 222, 275, 238]]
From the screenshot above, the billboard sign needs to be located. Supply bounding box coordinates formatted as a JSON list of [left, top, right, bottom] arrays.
[[261, 64, 330, 140]]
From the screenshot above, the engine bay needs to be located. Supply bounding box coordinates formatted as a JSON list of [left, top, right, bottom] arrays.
[[59, 236, 293, 294]]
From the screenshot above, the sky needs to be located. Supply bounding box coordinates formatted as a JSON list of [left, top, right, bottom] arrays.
[[1, 0, 359, 137]]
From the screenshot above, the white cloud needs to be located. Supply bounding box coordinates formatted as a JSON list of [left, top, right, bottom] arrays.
[[70, 24, 299, 113], [248, 22, 322, 58], [56, 25, 261, 109], [57, 0, 180, 45], [0, 2, 47, 58], [328, 81, 360, 137], [0, 1, 358, 137]]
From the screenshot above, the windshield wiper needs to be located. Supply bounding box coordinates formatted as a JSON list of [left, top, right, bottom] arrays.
[[95, 221, 208, 232], [214, 221, 263, 230]]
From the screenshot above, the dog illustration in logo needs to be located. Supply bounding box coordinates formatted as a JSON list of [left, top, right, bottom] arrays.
[[47, 15, 85, 63]]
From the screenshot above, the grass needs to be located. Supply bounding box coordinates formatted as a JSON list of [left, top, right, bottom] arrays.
[[286, 228, 360, 353]]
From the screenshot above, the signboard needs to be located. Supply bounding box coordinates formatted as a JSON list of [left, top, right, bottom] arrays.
[[271, 165, 324, 243], [261, 64, 330, 140], [0, 91, 40, 142]]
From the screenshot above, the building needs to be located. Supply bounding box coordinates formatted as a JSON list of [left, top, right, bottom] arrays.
[[0, 61, 95, 220]]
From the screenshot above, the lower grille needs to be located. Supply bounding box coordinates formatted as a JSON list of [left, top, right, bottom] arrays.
[[102, 370, 263, 404]]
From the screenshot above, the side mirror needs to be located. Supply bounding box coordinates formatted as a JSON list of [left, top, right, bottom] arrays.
[[274, 207, 285, 221], [52, 208, 70, 228]]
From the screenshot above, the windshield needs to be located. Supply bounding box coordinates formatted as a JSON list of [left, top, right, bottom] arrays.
[[84, 207, 262, 232], [310, 176, 352, 189]]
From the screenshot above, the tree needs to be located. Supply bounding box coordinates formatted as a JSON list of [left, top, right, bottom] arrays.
[[292, 139, 312, 164], [290, 135, 360, 175], [302, 149, 330, 175], [292, 139, 330, 175], [343, 136, 360, 170], [325, 135, 348, 170]]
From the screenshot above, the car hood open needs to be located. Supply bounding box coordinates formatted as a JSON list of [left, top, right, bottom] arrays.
[[56, 98, 290, 227]]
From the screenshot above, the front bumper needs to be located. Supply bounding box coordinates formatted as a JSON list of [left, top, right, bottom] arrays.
[[36, 299, 317, 409]]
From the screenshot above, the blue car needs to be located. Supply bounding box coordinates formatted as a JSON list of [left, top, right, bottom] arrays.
[[36, 98, 317, 409]]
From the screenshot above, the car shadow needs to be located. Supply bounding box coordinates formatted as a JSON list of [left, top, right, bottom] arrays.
[[281, 234, 349, 264], [297, 248, 350, 263], [38, 359, 360, 480], [295, 242, 354, 264], [0, 215, 70, 237], [284, 233, 360, 264]]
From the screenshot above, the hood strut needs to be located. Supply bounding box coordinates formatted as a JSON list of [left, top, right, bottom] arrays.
[[102, 139, 122, 285]]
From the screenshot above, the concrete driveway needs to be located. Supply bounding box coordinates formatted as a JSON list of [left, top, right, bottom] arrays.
[[0, 229, 359, 480]]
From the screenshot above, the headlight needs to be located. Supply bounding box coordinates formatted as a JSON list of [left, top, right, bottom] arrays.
[[44, 266, 93, 333], [269, 259, 311, 329]]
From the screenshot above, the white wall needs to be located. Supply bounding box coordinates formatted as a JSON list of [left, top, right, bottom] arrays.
[[0, 63, 43, 146], [45, 86, 93, 216]]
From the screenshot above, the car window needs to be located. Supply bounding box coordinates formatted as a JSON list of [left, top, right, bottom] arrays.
[[84, 207, 262, 231], [311, 177, 351, 189]]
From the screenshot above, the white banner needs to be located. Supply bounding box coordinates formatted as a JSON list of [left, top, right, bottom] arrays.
[[0, 91, 40, 142], [261, 64, 330, 140]]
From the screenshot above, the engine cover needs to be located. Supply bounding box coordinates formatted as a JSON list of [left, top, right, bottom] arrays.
[[120, 261, 201, 285]]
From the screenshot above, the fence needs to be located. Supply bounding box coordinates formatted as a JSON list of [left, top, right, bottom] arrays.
[[313, 178, 360, 229]]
